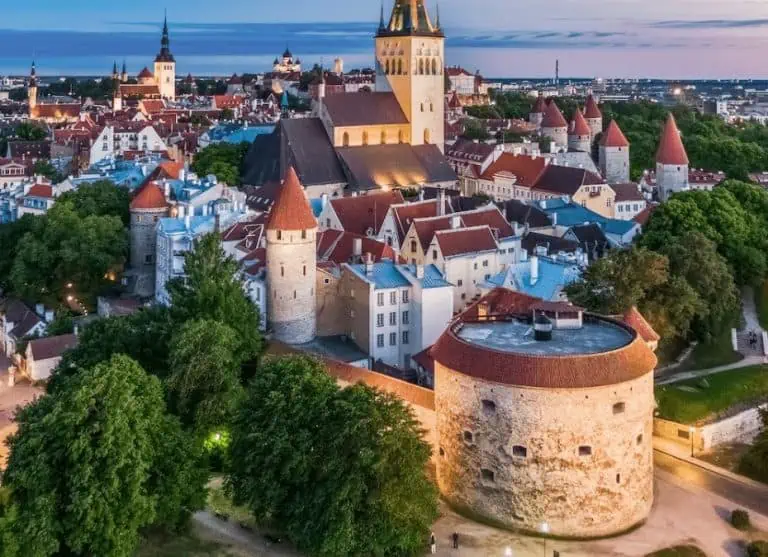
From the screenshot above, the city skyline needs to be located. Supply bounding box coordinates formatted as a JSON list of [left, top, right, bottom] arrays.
[[2, 1, 768, 77]]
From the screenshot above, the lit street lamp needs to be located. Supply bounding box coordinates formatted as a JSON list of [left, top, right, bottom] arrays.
[[689, 426, 696, 457]]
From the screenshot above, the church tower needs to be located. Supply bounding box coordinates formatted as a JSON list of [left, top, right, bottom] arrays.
[[27, 61, 38, 118], [121, 60, 128, 83], [375, 0, 445, 152], [266, 167, 318, 345], [154, 13, 176, 101]]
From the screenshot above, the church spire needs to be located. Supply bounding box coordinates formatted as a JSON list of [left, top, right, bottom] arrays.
[[435, 3, 441, 29], [379, 1, 386, 30], [29, 60, 37, 86], [377, 0, 443, 37], [156, 10, 175, 62]]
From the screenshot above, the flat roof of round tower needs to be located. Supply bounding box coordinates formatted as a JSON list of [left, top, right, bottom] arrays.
[[266, 166, 317, 231]]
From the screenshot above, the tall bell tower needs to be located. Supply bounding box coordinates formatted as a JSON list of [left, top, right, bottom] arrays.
[[154, 13, 176, 101], [375, 0, 445, 152]]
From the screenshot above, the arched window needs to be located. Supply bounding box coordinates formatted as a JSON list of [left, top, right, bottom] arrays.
[[380, 130, 387, 144], [425, 60, 431, 75], [342, 132, 350, 147], [420, 103, 424, 113], [430, 102, 434, 112], [419, 59, 424, 75], [385, 59, 390, 75], [362, 130, 369, 146], [281, 266, 285, 277], [423, 128, 431, 144], [397, 59, 403, 75], [431, 58, 437, 75]]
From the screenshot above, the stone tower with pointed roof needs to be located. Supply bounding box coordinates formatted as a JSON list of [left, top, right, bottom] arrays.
[[599, 120, 630, 184], [266, 167, 318, 345], [130, 181, 169, 296], [541, 100, 568, 151], [375, 0, 445, 152], [656, 113, 689, 201], [153, 13, 176, 101], [568, 109, 592, 153], [529, 95, 546, 128], [584, 94, 603, 140]]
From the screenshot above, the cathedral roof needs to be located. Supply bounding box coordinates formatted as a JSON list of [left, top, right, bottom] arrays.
[[266, 167, 317, 231], [656, 113, 689, 165], [137, 67, 154, 79], [378, 0, 443, 37], [600, 120, 630, 148], [584, 94, 602, 120], [569, 109, 591, 137], [130, 181, 168, 210], [322, 92, 408, 127], [541, 100, 567, 129]]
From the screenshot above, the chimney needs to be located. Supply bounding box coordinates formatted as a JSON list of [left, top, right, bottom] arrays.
[[552, 212, 557, 227], [321, 192, 329, 210], [418, 189, 425, 202], [438, 188, 447, 216], [450, 215, 462, 229], [177, 205, 185, 218], [353, 237, 363, 258], [364, 252, 374, 275], [415, 264, 425, 279], [530, 255, 539, 285]]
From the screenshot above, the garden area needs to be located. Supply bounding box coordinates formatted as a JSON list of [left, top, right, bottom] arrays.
[[655, 365, 768, 424]]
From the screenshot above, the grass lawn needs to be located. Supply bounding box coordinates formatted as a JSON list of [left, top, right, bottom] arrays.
[[678, 331, 743, 372], [655, 365, 768, 424], [757, 280, 768, 330], [135, 530, 240, 557], [645, 546, 707, 557]]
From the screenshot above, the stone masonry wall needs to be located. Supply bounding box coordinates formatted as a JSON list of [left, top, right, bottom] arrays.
[[657, 162, 689, 201], [600, 146, 630, 184], [435, 364, 655, 538]]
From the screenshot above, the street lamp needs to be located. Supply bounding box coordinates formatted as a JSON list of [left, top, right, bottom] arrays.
[[504, 548, 513, 557], [540, 522, 550, 557], [689, 426, 695, 457]]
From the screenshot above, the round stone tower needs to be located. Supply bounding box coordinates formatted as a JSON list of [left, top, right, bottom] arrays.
[[431, 292, 657, 538], [540, 100, 568, 151], [656, 113, 689, 201], [266, 167, 318, 345], [568, 109, 592, 153], [599, 120, 631, 184], [529, 95, 546, 129], [584, 94, 603, 141], [129, 181, 169, 295]]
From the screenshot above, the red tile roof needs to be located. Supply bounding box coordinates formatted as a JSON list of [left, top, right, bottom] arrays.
[[140, 100, 165, 114], [329, 191, 405, 236], [459, 207, 515, 238], [157, 161, 184, 180], [26, 184, 53, 199], [31, 103, 80, 120], [531, 96, 546, 114], [569, 108, 591, 137], [412, 216, 454, 251], [430, 288, 657, 388], [435, 226, 497, 257], [623, 306, 660, 343], [138, 67, 154, 79], [393, 199, 447, 242], [130, 181, 168, 210], [480, 152, 547, 186], [633, 205, 656, 226], [541, 100, 567, 128], [318, 231, 397, 264], [656, 114, 689, 165], [266, 167, 317, 231], [28, 334, 78, 361], [610, 183, 644, 202], [600, 120, 630, 148], [584, 94, 602, 120]]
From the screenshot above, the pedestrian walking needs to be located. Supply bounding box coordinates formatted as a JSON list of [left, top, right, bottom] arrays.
[[430, 532, 436, 554], [452, 532, 459, 549]]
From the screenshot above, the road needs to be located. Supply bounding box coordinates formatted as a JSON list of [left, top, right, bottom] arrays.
[[654, 450, 768, 516]]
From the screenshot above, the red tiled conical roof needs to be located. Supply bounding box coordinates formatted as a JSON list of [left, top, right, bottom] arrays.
[[569, 109, 591, 136], [266, 167, 317, 231], [584, 94, 602, 119], [541, 100, 567, 128], [600, 120, 630, 147], [656, 113, 689, 165], [130, 181, 168, 210], [137, 67, 154, 79], [532, 96, 546, 114]]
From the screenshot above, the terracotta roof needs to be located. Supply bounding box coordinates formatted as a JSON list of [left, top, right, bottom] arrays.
[[393, 200, 447, 242], [584, 95, 602, 120], [28, 334, 78, 361], [26, 184, 53, 199], [569, 109, 591, 137], [119, 84, 161, 98], [656, 114, 689, 165], [140, 100, 165, 114], [318, 231, 397, 264], [266, 167, 317, 231], [130, 181, 168, 210], [633, 205, 656, 226], [138, 67, 154, 79], [460, 207, 515, 238], [600, 120, 630, 148], [447, 91, 462, 109], [322, 92, 408, 126], [157, 161, 184, 180], [480, 152, 547, 186], [435, 226, 497, 257], [329, 191, 405, 236], [31, 103, 80, 120], [623, 306, 660, 342], [412, 216, 454, 251], [531, 96, 546, 114], [431, 288, 657, 389], [541, 100, 567, 129]]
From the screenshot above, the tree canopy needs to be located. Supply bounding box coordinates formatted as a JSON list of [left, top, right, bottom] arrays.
[[228, 355, 438, 557], [191, 142, 250, 186]]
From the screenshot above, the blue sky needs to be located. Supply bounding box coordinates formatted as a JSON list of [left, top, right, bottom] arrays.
[[2, 0, 768, 77]]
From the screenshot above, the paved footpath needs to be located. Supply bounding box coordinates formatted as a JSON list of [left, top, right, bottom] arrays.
[[656, 355, 765, 386]]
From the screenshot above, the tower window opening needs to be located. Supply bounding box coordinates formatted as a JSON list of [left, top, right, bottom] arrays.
[[481, 469, 495, 482], [579, 446, 592, 457], [463, 431, 473, 443], [613, 402, 626, 415], [512, 445, 527, 458]]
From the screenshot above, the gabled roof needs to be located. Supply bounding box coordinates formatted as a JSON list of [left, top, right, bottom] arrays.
[[322, 92, 408, 126], [532, 165, 605, 196], [26, 184, 53, 199], [411, 215, 454, 251], [266, 167, 317, 231], [393, 199, 448, 243], [130, 181, 168, 210], [521, 231, 579, 255], [498, 199, 552, 228], [541, 100, 567, 129], [459, 206, 515, 238], [600, 120, 630, 148], [609, 183, 644, 202], [317, 230, 397, 264], [137, 67, 154, 79], [569, 109, 591, 137], [28, 333, 78, 361], [434, 226, 497, 258], [480, 152, 547, 186], [329, 191, 404, 236], [656, 113, 689, 165], [584, 95, 602, 120]]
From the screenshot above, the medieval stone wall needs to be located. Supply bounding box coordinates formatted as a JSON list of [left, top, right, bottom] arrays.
[[656, 162, 689, 201], [435, 363, 655, 538], [599, 145, 631, 184]]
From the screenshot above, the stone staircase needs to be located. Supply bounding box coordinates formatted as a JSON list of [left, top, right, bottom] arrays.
[[736, 330, 764, 357]]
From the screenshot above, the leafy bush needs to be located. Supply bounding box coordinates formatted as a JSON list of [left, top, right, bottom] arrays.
[[747, 541, 768, 557], [731, 509, 750, 530]]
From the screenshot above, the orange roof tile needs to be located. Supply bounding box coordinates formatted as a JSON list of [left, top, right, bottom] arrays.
[[532, 96, 546, 114], [541, 100, 567, 128], [26, 184, 53, 198], [138, 67, 154, 79], [435, 226, 497, 257], [569, 108, 591, 137], [480, 152, 547, 186], [130, 181, 168, 210], [266, 167, 317, 231], [158, 161, 184, 180], [656, 114, 689, 165], [584, 94, 602, 120], [623, 306, 660, 342], [600, 120, 630, 148]]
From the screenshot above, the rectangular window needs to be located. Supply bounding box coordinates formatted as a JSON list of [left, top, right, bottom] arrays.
[[402, 290, 409, 303], [389, 312, 397, 326], [473, 262, 478, 270], [390, 292, 397, 305], [376, 313, 384, 327], [433, 250, 438, 260], [402, 311, 410, 325], [376, 334, 384, 348], [377, 292, 384, 306], [457, 279, 463, 287], [482, 260, 489, 267], [402, 331, 410, 345], [389, 332, 397, 346]]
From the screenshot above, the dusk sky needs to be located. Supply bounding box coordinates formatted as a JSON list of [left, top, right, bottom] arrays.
[[2, 0, 768, 78]]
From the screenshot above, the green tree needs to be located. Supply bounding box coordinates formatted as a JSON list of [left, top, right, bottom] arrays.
[[206, 160, 239, 186], [45, 311, 75, 336], [31, 160, 62, 183], [228, 355, 438, 557], [3, 355, 167, 557], [461, 120, 491, 141], [56, 179, 131, 225], [0, 215, 38, 290], [14, 122, 46, 141], [167, 233, 264, 365], [168, 319, 244, 432], [191, 143, 249, 185]]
